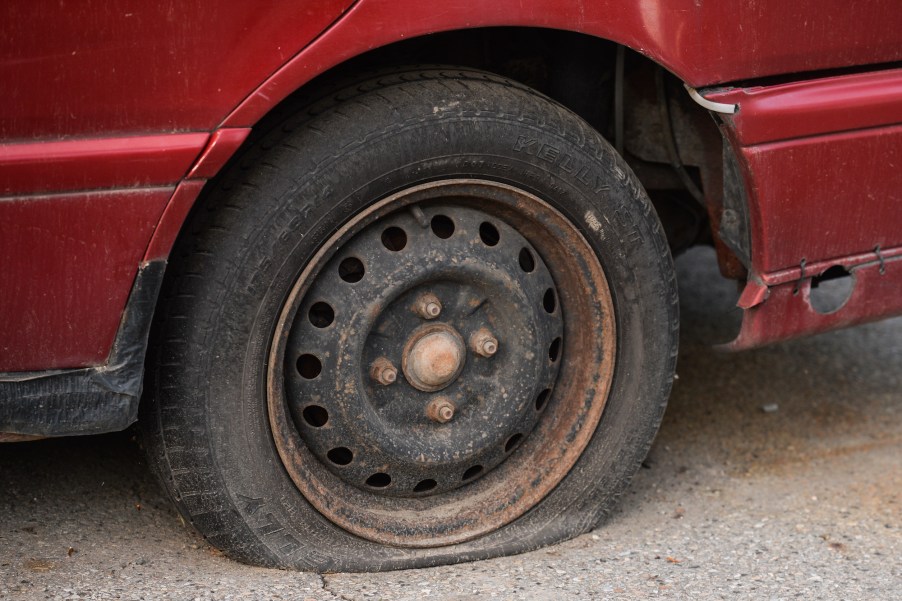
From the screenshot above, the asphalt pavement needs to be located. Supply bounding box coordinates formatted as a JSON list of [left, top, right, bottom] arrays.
[[1, 247, 899, 600]]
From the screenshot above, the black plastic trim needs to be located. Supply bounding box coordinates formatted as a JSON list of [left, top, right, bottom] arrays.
[[719, 139, 752, 267], [0, 260, 165, 437]]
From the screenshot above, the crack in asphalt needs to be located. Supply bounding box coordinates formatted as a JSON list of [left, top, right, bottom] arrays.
[[320, 573, 356, 601]]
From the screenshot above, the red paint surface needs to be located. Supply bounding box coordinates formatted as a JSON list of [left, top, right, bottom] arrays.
[[759, 246, 902, 288], [143, 180, 207, 261], [708, 68, 902, 145], [2, 1, 901, 140], [1, 0, 354, 140], [0, 133, 208, 196], [712, 69, 902, 348], [0, 189, 172, 371], [224, 0, 902, 128], [728, 256, 902, 350], [736, 278, 769, 310], [187, 128, 251, 180], [739, 124, 902, 274]]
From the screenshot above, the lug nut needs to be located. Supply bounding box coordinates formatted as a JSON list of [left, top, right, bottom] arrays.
[[414, 293, 442, 319], [470, 328, 499, 357], [370, 357, 398, 386], [427, 397, 456, 423]]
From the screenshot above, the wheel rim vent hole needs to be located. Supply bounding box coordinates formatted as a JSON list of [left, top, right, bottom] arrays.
[[430, 215, 455, 239], [308, 302, 335, 328], [327, 447, 353, 465], [338, 257, 365, 283], [479, 222, 500, 246], [381, 226, 407, 251], [302, 405, 329, 427], [549, 337, 562, 362], [366, 472, 391, 488], [504, 433, 524, 453], [535, 388, 551, 411], [413, 479, 437, 493], [297, 354, 322, 379], [543, 288, 557, 313], [462, 465, 483, 481], [519, 248, 535, 272]]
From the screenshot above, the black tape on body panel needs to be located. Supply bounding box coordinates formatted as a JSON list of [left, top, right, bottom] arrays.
[[0, 260, 166, 437]]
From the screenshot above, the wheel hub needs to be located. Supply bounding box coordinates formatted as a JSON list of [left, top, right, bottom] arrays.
[[268, 179, 616, 547], [402, 324, 466, 392], [282, 201, 563, 497]]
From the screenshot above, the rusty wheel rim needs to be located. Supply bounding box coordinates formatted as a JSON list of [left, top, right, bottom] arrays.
[[267, 179, 615, 547]]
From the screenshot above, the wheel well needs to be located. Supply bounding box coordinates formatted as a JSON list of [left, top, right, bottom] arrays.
[[211, 27, 739, 269]]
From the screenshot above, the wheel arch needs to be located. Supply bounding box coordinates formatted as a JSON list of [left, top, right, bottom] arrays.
[[168, 26, 739, 277], [140, 67, 680, 570]]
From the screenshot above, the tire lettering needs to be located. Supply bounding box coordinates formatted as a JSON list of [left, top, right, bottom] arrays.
[[614, 207, 643, 249], [256, 512, 285, 536], [559, 153, 576, 174], [279, 534, 300, 556], [594, 175, 611, 194], [512, 136, 538, 154], [575, 166, 592, 187], [237, 493, 265, 516], [239, 494, 304, 558], [512, 135, 612, 197], [536, 143, 560, 163], [584, 211, 603, 234]]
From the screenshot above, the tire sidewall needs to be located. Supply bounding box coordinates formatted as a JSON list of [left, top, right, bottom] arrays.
[[163, 72, 677, 571]]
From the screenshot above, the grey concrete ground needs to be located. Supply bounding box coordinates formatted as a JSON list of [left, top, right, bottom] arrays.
[[1, 247, 899, 600]]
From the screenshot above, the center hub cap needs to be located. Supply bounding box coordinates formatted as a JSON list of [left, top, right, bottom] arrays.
[[402, 324, 466, 391], [282, 198, 566, 499]]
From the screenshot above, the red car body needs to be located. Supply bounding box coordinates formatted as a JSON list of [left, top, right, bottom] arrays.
[[1, 0, 901, 433]]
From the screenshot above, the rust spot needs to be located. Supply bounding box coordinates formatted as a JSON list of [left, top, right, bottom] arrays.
[[413, 292, 443, 319], [369, 356, 398, 386], [469, 327, 499, 358], [402, 323, 466, 392], [426, 397, 456, 423]]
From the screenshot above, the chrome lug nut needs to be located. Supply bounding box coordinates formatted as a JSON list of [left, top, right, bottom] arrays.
[[470, 328, 499, 357], [426, 397, 456, 423], [414, 293, 442, 319], [370, 357, 398, 386]]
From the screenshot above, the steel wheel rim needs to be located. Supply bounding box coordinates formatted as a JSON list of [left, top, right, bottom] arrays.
[[267, 179, 616, 547]]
